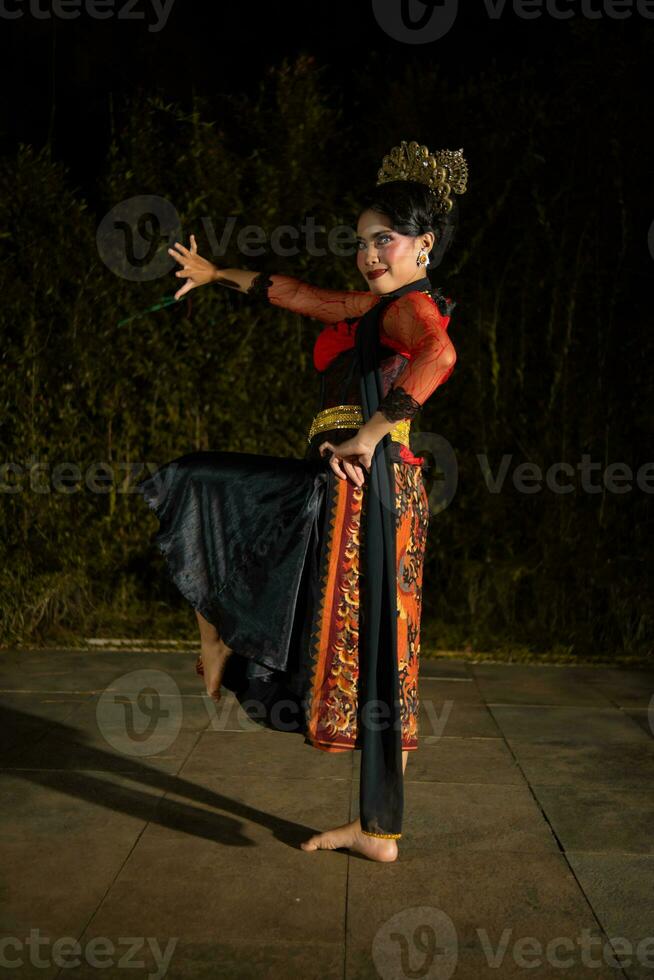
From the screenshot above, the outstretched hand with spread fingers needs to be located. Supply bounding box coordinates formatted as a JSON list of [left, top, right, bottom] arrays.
[[168, 235, 218, 300]]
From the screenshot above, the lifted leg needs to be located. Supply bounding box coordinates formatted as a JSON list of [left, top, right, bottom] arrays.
[[194, 609, 233, 702]]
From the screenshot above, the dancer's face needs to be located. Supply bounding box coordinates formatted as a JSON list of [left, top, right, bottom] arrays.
[[355, 209, 434, 294]]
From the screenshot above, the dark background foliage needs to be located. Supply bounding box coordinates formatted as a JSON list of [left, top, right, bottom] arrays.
[[0, 6, 652, 663]]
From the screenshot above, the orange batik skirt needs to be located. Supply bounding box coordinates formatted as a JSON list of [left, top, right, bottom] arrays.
[[303, 459, 430, 754]]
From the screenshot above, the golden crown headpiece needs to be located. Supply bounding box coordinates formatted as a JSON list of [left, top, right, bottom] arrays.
[[376, 141, 468, 216]]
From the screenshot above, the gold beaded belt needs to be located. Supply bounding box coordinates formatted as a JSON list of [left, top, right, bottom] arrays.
[[307, 405, 411, 446]]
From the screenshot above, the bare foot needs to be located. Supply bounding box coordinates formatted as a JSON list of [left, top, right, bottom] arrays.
[[300, 817, 398, 862], [196, 638, 233, 702]]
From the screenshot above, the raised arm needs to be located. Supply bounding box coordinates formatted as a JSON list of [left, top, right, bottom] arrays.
[[166, 239, 380, 321], [218, 270, 380, 324], [375, 291, 457, 422]]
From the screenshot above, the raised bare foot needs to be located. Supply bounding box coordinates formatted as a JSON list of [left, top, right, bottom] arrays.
[[197, 638, 233, 702], [300, 817, 398, 862]]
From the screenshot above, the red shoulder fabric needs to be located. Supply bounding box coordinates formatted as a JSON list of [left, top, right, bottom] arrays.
[[313, 321, 355, 372], [312, 318, 415, 372]]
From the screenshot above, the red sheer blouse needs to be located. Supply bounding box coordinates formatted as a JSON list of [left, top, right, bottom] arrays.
[[256, 274, 457, 403], [247, 273, 458, 464]]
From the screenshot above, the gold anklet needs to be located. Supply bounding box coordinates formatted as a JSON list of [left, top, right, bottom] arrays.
[[361, 830, 402, 839]]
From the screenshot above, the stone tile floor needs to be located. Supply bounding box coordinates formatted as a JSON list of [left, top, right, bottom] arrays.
[[1, 650, 653, 979]]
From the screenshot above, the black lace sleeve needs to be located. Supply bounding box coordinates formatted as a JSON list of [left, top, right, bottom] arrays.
[[246, 272, 274, 299], [376, 385, 422, 423]]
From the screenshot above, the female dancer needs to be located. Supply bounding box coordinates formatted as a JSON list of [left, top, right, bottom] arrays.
[[137, 140, 468, 863]]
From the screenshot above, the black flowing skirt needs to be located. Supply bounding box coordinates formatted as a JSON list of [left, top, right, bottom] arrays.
[[137, 445, 330, 734]]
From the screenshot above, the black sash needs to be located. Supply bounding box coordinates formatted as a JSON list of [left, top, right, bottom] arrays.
[[354, 275, 431, 838]]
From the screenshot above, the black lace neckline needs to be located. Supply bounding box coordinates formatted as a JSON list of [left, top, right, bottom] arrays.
[[378, 276, 455, 317], [378, 275, 431, 301]]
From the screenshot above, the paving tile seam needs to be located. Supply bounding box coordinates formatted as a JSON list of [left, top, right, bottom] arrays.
[[353, 778, 527, 786], [2, 690, 224, 697], [485, 727, 568, 858], [547, 896, 636, 978], [6, 648, 198, 654], [554, 848, 654, 856], [499, 740, 653, 747], [0, 767, 188, 774], [179, 773, 355, 782], [489, 728, 639, 967], [63, 648, 196, 654], [530, 790, 654, 801], [52, 828, 159, 980], [53, 939, 346, 948], [195, 726, 303, 732], [496, 708, 651, 717], [0, 689, 112, 694], [420, 677, 475, 682], [419, 735, 504, 740], [180, 772, 355, 779], [486, 702, 622, 708], [164, 776, 354, 785], [187, 727, 272, 734], [470, 660, 654, 669], [0, 691, 91, 707], [503, 736, 654, 745]]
